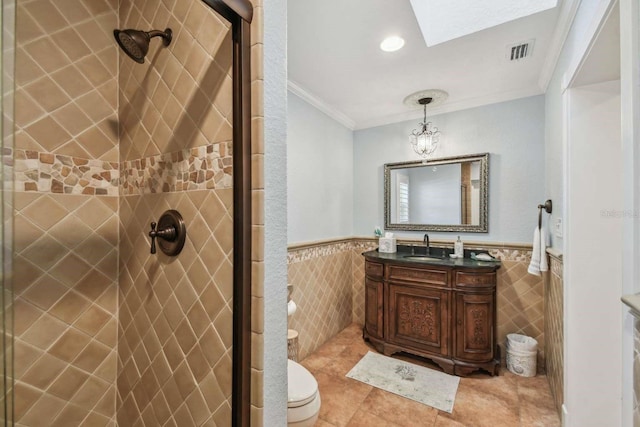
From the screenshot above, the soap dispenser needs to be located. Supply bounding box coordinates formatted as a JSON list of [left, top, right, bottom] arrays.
[[454, 236, 464, 257]]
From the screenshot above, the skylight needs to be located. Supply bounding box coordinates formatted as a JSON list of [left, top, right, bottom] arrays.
[[409, 0, 558, 46]]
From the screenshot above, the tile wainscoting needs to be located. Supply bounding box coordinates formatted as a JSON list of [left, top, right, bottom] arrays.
[[623, 295, 640, 426], [288, 238, 548, 372], [287, 240, 364, 360], [545, 251, 564, 416], [635, 319, 640, 426]]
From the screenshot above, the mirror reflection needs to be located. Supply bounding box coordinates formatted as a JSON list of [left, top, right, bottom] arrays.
[[384, 153, 489, 232]]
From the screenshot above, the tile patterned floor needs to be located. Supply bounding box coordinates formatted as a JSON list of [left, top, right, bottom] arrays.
[[300, 324, 560, 427]]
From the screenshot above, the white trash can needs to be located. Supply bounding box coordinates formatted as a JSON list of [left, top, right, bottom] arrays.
[[506, 333, 537, 377]]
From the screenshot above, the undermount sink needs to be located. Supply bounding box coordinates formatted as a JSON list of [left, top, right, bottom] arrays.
[[402, 255, 446, 261]]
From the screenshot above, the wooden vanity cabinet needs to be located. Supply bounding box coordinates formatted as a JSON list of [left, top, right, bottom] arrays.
[[364, 277, 384, 339], [363, 259, 499, 376], [387, 283, 450, 357]]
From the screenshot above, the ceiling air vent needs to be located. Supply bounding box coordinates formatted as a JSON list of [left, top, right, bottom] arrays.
[[507, 39, 535, 61]]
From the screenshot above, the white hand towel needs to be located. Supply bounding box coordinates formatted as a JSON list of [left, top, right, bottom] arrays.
[[527, 226, 548, 276]]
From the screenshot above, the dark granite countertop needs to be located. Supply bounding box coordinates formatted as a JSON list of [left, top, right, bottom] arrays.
[[363, 245, 501, 270]]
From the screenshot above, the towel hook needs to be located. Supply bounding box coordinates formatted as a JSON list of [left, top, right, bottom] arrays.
[[537, 199, 552, 229]]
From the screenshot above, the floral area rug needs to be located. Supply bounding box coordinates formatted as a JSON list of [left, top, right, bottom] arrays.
[[346, 351, 460, 413]]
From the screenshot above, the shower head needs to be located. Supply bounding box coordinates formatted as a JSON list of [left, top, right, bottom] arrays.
[[113, 28, 172, 64]]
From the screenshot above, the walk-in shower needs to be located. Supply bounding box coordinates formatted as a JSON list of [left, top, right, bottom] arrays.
[[1, 0, 255, 425], [113, 28, 172, 64]]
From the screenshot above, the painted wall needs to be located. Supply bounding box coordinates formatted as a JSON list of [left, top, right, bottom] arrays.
[[543, 2, 631, 425], [287, 92, 354, 243], [263, 0, 289, 424], [544, 0, 603, 251], [565, 80, 621, 427], [619, 0, 640, 424], [353, 95, 546, 243]]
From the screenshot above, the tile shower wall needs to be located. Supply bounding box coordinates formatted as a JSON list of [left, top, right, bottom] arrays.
[[13, 194, 118, 426], [14, 0, 118, 162], [11, 0, 265, 426], [289, 238, 547, 372], [13, 0, 119, 425], [546, 254, 564, 416], [118, 191, 234, 426], [117, 0, 240, 425]]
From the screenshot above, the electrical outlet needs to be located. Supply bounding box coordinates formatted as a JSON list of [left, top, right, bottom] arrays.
[[555, 218, 563, 238]]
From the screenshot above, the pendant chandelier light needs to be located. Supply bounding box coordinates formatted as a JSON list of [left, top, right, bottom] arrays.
[[409, 97, 440, 163]]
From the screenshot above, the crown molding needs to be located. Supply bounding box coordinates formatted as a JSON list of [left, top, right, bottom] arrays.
[[353, 86, 544, 130], [538, 0, 582, 92], [287, 80, 356, 130]]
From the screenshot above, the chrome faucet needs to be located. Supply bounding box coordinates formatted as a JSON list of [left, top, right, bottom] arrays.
[[423, 233, 430, 255]]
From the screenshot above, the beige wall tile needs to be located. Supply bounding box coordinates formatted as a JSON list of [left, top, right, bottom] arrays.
[[288, 249, 354, 359], [47, 366, 90, 400], [20, 353, 67, 390], [249, 3, 264, 415], [252, 296, 264, 334], [14, 193, 118, 424], [48, 329, 91, 363], [545, 256, 564, 416], [18, 392, 67, 426], [118, 190, 234, 425], [23, 77, 70, 113], [15, 1, 117, 161]]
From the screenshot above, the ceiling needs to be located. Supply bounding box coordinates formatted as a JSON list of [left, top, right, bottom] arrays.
[[287, 0, 565, 130]]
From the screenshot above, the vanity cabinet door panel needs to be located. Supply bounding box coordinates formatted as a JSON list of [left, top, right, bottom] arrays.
[[365, 261, 383, 279], [365, 278, 384, 339], [387, 283, 449, 356], [454, 292, 494, 362]]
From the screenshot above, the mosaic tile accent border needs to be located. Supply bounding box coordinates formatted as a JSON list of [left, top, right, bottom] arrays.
[[287, 239, 355, 264], [120, 142, 233, 195], [486, 247, 532, 263], [14, 149, 119, 196], [11, 142, 234, 196], [288, 237, 534, 263]]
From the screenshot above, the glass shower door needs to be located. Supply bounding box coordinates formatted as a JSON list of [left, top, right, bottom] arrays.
[[1, 0, 15, 424]]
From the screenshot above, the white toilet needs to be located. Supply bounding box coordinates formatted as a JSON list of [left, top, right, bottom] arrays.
[[287, 359, 321, 427]]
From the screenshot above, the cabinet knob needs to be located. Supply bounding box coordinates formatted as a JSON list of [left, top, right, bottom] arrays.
[[457, 319, 462, 325]]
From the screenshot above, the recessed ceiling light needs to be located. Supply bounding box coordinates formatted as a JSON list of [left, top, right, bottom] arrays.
[[380, 36, 405, 52]]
